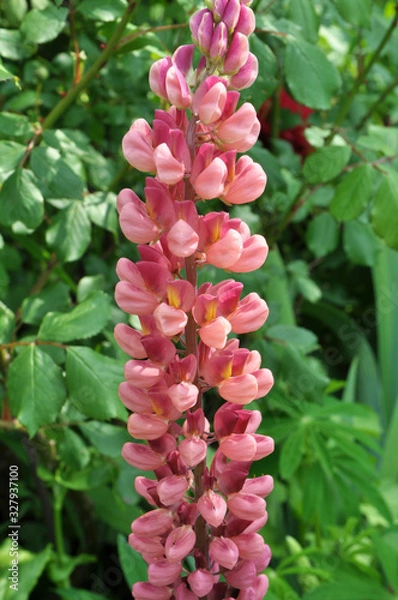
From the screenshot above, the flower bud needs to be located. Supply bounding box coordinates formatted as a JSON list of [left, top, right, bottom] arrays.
[[132, 582, 172, 600], [209, 536, 239, 570], [148, 560, 182, 587], [165, 525, 196, 562]]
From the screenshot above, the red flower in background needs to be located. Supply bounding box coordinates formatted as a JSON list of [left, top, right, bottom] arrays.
[[259, 88, 314, 157]]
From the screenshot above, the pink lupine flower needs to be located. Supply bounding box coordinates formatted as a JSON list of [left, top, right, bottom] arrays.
[[187, 569, 218, 597], [122, 442, 164, 470], [223, 32, 249, 73], [209, 536, 239, 570], [165, 525, 196, 562], [132, 582, 172, 600], [115, 2, 275, 596], [148, 560, 182, 587], [197, 489, 227, 527], [132, 508, 174, 536], [225, 559, 256, 589], [230, 52, 259, 90], [122, 118, 155, 172]]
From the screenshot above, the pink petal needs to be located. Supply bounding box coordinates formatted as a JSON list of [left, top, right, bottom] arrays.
[[154, 143, 185, 185], [167, 219, 199, 258]]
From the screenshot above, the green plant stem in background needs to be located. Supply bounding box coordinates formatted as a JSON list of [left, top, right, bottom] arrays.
[[356, 74, 398, 130], [42, 0, 140, 131], [53, 484, 70, 588], [330, 9, 398, 134]]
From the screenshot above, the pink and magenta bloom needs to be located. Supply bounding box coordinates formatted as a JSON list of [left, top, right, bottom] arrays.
[[115, 0, 274, 598]]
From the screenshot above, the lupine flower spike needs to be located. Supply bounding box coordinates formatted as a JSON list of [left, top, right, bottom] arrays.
[[115, 1, 274, 598]]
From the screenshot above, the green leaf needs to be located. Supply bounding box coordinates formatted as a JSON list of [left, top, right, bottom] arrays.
[[46, 202, 91, 262], [117, 533, 148, 589], [0, 302, 15, 344], [38, 291, 110, 342], [0, 141, 25, 177], [371, 171, 398, 250], [55, 462, 114, 491], [343, 221, 381, 267], [57, 429, 91, 470], [373, 526, 398, 592], [0, 168, 44, 231], [66, 346, 126, 420], [280, 427, 306, 479], [88, 486, 140, 533], [7, 345, 67, 437], [303, 146, 351, 184], [21, 281, 71, 325], [0, 59, 16, 82], [30, 146, 84, 200], [0, 28, 35, 61], [285, 39, 341, 110], [289, 0, 319, 43], [20, 6, 68, 44], [79, 421, 131, 458], [0, 542, 52, 600], [289, 260, 322, 303], [77, 0, 127, 21], [333, 0, 371, 27], [3, 0, 28, 26], [0, 112, 33, 141], [267, 324, 318, 353], [302, 571, 394, 600], [330, 164, 374, 221], [306, 213, 339, 258], [358, 125, 398, 156], [84, 192, 118, 233], [77, 275, 106, 302]]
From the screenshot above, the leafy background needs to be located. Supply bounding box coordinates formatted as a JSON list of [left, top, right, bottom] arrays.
[[1, 0, 398, 598]]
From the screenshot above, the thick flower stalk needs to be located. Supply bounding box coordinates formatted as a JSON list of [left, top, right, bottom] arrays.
[[115, 1, 274, 598]]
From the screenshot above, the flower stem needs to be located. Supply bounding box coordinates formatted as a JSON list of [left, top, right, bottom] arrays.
[[42, 0, 140, 131]]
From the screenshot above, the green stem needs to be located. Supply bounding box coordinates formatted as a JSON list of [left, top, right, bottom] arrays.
[[356, 74, 398, 130], [330, 10, 398, 134], [42, 0, 140, 131], [265, 247, 296, 326], [53, 484, 70, 587]]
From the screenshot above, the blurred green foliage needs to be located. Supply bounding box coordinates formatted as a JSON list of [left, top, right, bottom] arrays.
[[0, 0, 398, 598]]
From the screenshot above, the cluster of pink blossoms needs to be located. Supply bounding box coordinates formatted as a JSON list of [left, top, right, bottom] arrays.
[[114, 1, 275, 598]]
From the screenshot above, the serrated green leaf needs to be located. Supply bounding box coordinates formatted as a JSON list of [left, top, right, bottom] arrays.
[[371, 171, 398, 250], [330, 164, 374, 221], [303, 146, 351, 184], [38, 291, 110, 342], [7, 345, 67, 436], [280, 427, 306, 479], [84, 192, 118, 233], [117, 533, 148, 589], [21, 281, 71, 325], [30, 146, 84, 200], [0, 302, 15, 343], [3, 0, 28, 27], [66, 346, 126, 420], [285, 39, 341, 110], [77, 0, 127, 21], [79, 421, 131, 457], [373, 526, 398, 592], [0, 168, 44, 230], [306, 213, 339, 258], [343, 221, 381, 266], [289, 0, 319, 43], [46, 201, 91, 263], [20, 6, 68, 44]]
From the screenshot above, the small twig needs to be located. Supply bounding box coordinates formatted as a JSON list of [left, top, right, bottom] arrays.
[[356, 75, 398, 130], [117, 22, 188, 49], [18, 129, 42, 169], [0, 341, 68, 350], [69, 0, 82, 85]]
